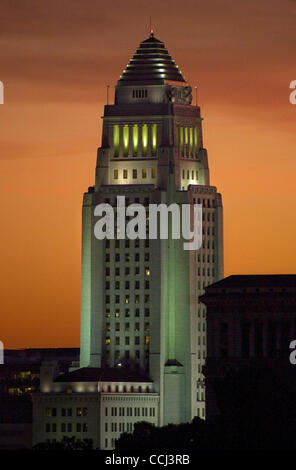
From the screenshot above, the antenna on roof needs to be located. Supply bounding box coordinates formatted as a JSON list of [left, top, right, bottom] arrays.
[[149, 16, 154, 37]]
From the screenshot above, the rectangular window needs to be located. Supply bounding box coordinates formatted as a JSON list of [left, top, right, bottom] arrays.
[[123, 169, 128, 179], [133, 169, 137, 179], [142, 124, 148, 156], [123, 125, 129, 157], [113, 125, 119, 157], [142, 169, 147, 179], [152, 124, 157, 156], [133, 124, 138, 157], [151, 168, 156, 179], [114, 169, 118, 180]]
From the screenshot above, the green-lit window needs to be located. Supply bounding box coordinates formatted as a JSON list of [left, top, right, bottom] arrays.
[[133, 124, 138, 157], [151, 168, 156, 179], [185, 126, 189, 157], [123, 125, 129, 157], [180, 127, 184, 156], [190, 127, 193, 157], [113, 125, 119, 157], [142, 124, 148, 157], [152, 124, 157, 156], [114, 169, 118, 180], [176, 126, 179, 147]]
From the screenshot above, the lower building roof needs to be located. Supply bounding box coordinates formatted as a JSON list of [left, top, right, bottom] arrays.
[[54, 367, 152, 383]]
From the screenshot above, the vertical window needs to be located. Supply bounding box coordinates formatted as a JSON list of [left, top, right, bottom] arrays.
[[152, 123, 157, 156], [113, 125, 119, 157], [133, 124, 138, 157], [142, 169, 147, 179], [123, 169, 128, 179], [190, 127, 193, 157], [185, 127, 189, 157], [114, 169, 118, 180], [142, 124, 148, 156], [180, 126, 184, 156], [151, 168, 156, 179], [133, 169, 137, 179], [123, 125, 129, 157]]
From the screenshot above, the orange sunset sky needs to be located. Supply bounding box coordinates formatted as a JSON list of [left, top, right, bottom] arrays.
[[0, 0, 295, 348]]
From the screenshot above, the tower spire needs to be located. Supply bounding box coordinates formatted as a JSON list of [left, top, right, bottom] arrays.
[[149, 16, 154, 37]]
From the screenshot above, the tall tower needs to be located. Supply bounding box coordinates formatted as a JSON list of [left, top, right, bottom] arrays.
[[79, 32, 223, 423]]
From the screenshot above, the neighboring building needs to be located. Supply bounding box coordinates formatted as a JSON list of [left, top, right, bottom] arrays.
[[0, 396, 32, 450], [33, 31, 223, 449], [0, 348, 79, 395], [200, 275, 296, 418], [33, 363, 158, 449]]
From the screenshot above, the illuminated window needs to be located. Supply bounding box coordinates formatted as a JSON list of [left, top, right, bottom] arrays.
[[115, 310, 120, 318], [185, 127, 189, 157], [133, 124, 138, 157], [151, 168, 156, 179], [145, 336, 150, 345], [113, 125, 119, 157], [142, 169, 147, 179], [125, 295, 130, 304], [190, 127, 193, 157], [114, 169, 118, 180], [180, 126, 184, 156], [152, 124, 157, 156], [142, 124, 148, 156], [106, 337, 110, 345], [123, 125, 129, 157]]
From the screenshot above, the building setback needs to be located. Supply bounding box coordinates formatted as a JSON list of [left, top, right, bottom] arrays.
[[32, 31, 223, 449]]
